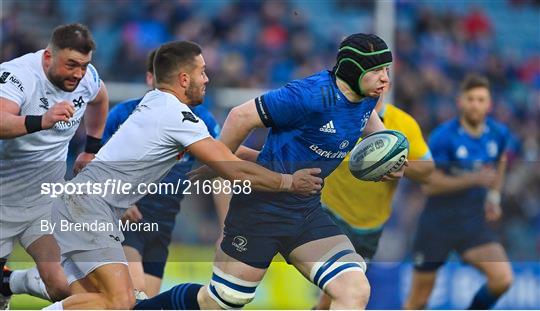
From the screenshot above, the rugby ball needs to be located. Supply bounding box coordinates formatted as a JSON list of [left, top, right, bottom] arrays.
[[348, 130, 409, 181]]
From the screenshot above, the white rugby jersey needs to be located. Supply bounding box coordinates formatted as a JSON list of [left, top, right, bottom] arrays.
[[72, 89, 210, 209], [0, 50, 101, 208]]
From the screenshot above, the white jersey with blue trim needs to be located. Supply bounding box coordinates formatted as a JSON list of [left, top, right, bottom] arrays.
[[0, 50, 101, 161], [71, 89, 210, 209], [0, 50, 101, 208]]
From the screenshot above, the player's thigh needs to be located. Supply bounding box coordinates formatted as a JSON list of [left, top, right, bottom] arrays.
[[0, 205, 45, 259], [411, 210, 454, 271], [69, 278, 98, 294], [288, 234, 368, 295], [213, 243, 267, 282], [0, 220, 18, 259], [123, 245, 146, 292], [461, 242, 513, 288], [86, 262, 134, 299]]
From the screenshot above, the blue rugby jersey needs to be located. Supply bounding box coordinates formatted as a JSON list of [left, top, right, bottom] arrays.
[[425, 117, 510, 216], [234, 70, 378, 212], [102, 97, 221, 224]]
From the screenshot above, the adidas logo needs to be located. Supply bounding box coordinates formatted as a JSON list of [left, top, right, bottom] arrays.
[[319, 120, 336, 133]]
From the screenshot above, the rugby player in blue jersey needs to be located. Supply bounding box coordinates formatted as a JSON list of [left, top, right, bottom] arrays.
[[136, 33, 404, 310], [102, 49, 227, 298], [404, 74, 513, 309]]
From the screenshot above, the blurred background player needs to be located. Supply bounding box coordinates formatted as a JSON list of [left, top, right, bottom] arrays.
[[0, 23, 108, 307], [44, 40, 321, 310], [315, 84, 435, 309], [135, 33, 404, 310], [102, 49, 228, 298], [405, 74, 513, 309]]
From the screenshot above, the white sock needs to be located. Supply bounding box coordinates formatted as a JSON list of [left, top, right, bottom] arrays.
[[42, 301, 63, 310], [10, 267, 51, 300]]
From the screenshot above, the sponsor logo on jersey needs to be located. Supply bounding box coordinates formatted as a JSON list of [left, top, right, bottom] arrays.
[[39, 97, 50, 110], [232, 236, 248, 252], [6, 74, 24, 92], [54, 117, 81, 131], [339, 140, 349, 149], [309, 144, 347, 159], [73, 96, 85, 109], [182, 111, 199, 123], [0, 72, 10, 83], [319, 120, 336, 133]]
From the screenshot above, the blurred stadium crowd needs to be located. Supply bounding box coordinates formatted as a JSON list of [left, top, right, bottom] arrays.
[[1, 0, 539, 261]]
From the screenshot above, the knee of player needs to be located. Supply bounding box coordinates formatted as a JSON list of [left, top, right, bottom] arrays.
[[207, 268, 260, 309], [325, 272, 370, 307], [489, 269, 513, 295]]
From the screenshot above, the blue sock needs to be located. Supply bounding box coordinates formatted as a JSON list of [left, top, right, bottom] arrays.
[[468, 284, 500, 309], [134, 283, 203, 310]]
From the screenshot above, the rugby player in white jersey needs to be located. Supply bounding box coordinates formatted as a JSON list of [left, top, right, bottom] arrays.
[[0, 23, 108, 307], [43, 41, 321, 310]]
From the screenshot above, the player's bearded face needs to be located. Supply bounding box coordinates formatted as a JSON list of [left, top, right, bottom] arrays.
[[185, 55, 209, 105], [186, 76, 206, 105], [46, 49, 92, 92], [459, 87, 491, 126]]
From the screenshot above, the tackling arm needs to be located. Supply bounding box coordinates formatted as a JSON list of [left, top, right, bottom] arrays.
[[187, 137, 322, 194], [235, 145, 260, 162]]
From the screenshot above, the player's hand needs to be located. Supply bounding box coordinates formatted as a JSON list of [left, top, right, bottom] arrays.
[[187, 165, 218, 181], [42, 101, 75, 129], [291, 168, 323, 195], [121, 205, 143, 224], [73, 152, 95, 175], [472, 167, 497, 188], [484, 201, 502, 222], [378, 160, 409, 182]]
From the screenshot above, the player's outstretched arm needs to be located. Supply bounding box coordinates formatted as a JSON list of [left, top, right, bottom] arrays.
[[236, 145, 260, 162], [422, 166, 497, 195], [73, 82, 109, 173], [188, 137, 322, 194], [0, 97, 74, 139]]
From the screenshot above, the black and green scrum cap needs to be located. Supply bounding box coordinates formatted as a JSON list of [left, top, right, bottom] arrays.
[[333, 33, 392, 96]]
